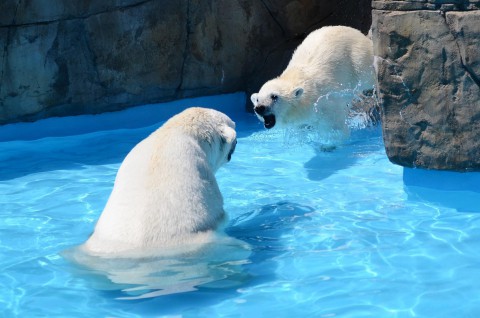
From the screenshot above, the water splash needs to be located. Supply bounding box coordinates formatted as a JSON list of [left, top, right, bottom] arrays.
[[310, 79, 381, 135], [281, 126, 345, 150], [347, 88, 381, 130], [221, 68, 225, 85]]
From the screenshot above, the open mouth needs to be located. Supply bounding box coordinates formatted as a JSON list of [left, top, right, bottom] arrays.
[[263, 114, 276, 129]]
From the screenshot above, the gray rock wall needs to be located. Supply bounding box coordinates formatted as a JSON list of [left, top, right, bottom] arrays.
[[0, 0, 372, 124], [372, 0, 480, 171]]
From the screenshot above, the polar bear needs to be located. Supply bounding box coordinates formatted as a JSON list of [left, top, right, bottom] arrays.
[[80, 107, 237, 257], [251, 25, 374, 141]]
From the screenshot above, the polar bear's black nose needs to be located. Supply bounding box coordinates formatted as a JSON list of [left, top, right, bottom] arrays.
[[254, 105, 266, 116]]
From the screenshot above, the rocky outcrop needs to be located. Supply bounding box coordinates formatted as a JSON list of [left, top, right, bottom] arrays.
[[0, 0, 372, 125], [372, 1, 480, 171]]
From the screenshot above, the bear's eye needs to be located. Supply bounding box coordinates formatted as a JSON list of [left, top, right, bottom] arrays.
[[270, 94, 278, 102]]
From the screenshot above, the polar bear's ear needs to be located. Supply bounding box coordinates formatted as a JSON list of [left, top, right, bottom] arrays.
[[293, 87, 304, 98], [250, 93, 258, 105], [220, 124, 236, 144]]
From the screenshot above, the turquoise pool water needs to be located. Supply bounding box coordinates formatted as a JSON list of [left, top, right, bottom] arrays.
[[1, 93, 480, 317]]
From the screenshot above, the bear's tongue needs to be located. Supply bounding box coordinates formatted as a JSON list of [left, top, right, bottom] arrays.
[[263, 114, 276, 129]]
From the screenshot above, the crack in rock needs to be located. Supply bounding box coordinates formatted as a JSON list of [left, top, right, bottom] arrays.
[[0, 0, 155, 29], [443, 12, 480, 89], [1, 0, 23, 100], [176, 0, 191, 95], [259, 0, 285, 36]]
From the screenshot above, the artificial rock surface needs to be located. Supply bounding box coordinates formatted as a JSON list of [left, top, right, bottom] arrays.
[[0, 0, 371, 124], [372, 1, 480, 171]]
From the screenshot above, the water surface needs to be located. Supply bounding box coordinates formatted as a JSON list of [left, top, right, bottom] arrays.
[[1, 93, 480, 317]]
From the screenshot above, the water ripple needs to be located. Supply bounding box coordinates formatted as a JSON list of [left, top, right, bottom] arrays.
[[1, 113, 480, 317]]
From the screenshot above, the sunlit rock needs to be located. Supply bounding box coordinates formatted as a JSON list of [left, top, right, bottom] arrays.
[[372, 1, 480, 171]]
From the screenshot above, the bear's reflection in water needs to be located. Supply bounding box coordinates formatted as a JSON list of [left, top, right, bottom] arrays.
[[64, 235, 251, 300], [64, 201, 313, 300]]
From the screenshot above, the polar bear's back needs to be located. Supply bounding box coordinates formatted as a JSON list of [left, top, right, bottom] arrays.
[[286, 26, 374, 90], [84, 131, 224, 254]]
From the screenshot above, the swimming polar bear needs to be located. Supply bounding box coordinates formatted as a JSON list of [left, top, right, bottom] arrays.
[[251, 25, 374, 143], [81, 107, 237, 257]]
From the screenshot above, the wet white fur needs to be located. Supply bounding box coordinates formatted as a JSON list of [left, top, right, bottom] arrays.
[[81, 107, 237, 257], [251, 25, 374, 139]]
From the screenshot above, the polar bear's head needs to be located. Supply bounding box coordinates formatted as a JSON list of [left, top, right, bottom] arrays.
[[173, 107, 237, 172], [250, 78, 305, 129], [204, 110, 237, 172]]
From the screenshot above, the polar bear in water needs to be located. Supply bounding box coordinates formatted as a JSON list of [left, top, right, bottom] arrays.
[[251, 25, 374, 144], [81, 107, 237, 257]]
